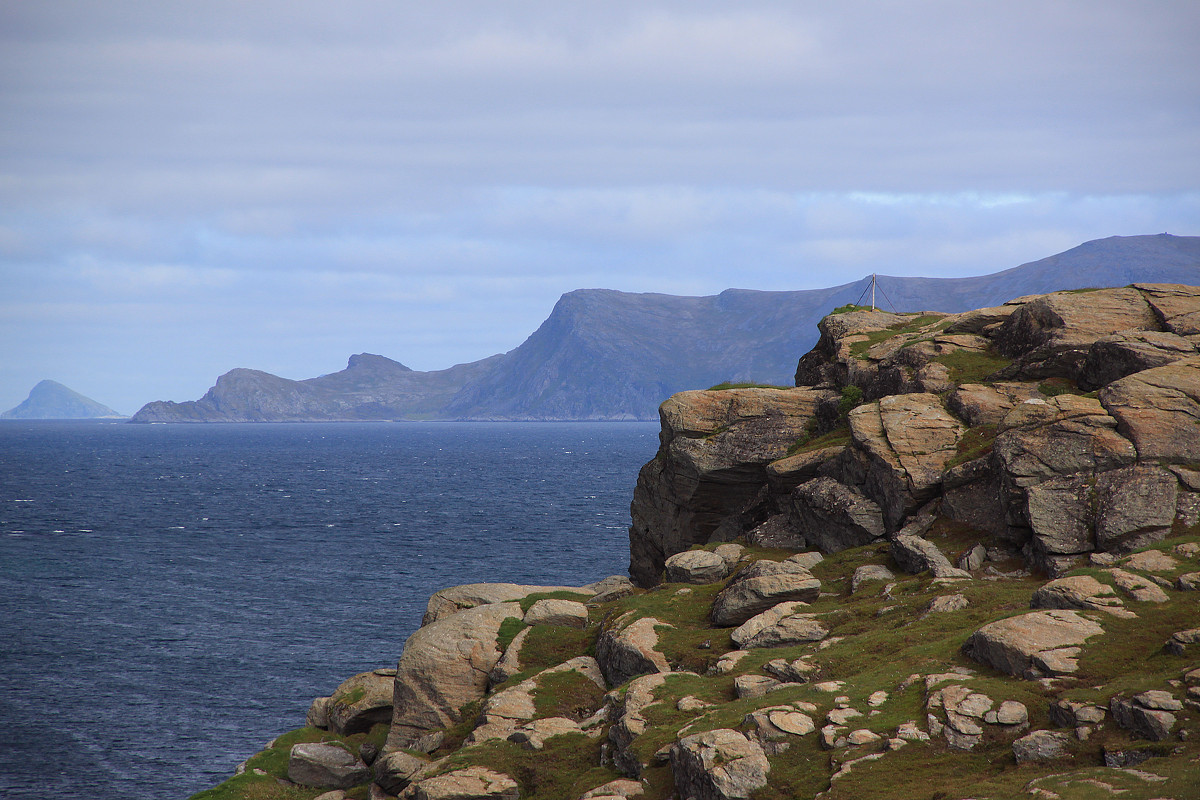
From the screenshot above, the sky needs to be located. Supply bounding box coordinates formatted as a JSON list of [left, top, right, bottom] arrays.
[[2, 1, 1198, 414]]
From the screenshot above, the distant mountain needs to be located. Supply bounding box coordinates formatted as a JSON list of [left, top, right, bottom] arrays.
[[132, 234, 1200, 422], [2, 380, 126, 419], [132, 353, 502, 422]]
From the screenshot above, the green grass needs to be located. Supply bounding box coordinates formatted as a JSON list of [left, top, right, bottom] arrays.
[[532, 670, 607, 721], [931, 348, 1013, 384], [786, 425, 852, 457], [849, 314, 947, 358], [497, 616, 527, 651]]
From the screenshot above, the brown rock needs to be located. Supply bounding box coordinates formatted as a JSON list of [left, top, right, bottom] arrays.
[[711, 557, 822, 626], [325, 670, 395, 736], [790, 477, 886, 553], [949, 382, 1044, 427], [1135, 282, 1200, 335], [730, 601, 828, 648], [1031, 576, 1129, 616], [405, 767, 519, 800], [1099, 357, 1200, 463], [628, 387, 835, 587], [670, 729, 771, 800], [595, 614, 672, 687], [1095, 465, 1179, 552], [1107, 568, 1170, 603], [1078, 331, 1196, 390], [962, 609, 1105, 679]]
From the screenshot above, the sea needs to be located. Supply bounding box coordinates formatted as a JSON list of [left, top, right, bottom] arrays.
[[0, 419, 659, 799]]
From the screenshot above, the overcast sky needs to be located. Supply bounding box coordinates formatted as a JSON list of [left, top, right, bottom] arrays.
[[2, 1, 1198, 414]]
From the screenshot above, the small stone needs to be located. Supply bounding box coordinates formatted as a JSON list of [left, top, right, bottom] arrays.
[[851, 564, 895, 593], [1123, 550, 1179, 572], [827, 707, 862, 725], [1108, 568, 1170, 603], [925, 594, 969, 615], [767, 710, 816, 736], [1012, 730, 1071, 764], [813, 680, 845, 692], [1090, 552, 1119, 567], [1177, 573, 1200, 591], [677, 695, 711, 712], [664, 549, 730, 584], [1175, 543, 1200, 558], [955, 693, 994, 718], [734, 675, 782, 699], [847, 729, 881, 745], [896, 721, 930, 741], [1168, 628, 1200, 655], [1135, 690, 1183, 711], [996, 700, 1029, 725], [710, 650, 750, 675], [867, 691, 889, 707]]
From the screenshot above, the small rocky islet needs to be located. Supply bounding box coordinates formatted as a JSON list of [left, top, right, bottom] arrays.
[[196, 283, 1200, 800]]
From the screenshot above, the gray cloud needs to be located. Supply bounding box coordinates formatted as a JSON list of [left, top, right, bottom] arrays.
[[1, 1, 1198, 412]]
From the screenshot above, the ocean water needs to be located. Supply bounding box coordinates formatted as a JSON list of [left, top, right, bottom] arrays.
[[0, 420, 658, 799]]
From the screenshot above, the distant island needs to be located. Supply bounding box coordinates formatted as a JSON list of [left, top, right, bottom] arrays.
[[132, 234, 1200, 423], [2, 380, 127, 420]]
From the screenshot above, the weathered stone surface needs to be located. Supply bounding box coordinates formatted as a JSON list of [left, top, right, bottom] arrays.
[[469, 656, 605, 745], [608, 673, 669, 778], [1110, 695, 1177, 741], [1123, 550, 1180, 572], [731, 601, 828, 649], [710, 557, 822, 626], [325, 670, 395, 736], [423, 583, 585, 625], [1108, 568, 1170, 603], [386, 602, 522, 750], [488, 626, 531, 686], [851, 564, 894, 592], [891, 534, 970, 579], [373, 751, 427, 795], [596, 614, 672, 687], [1078, 331, 1196, 391], [995, 700, 1029, 726], [287, 743, 369, 789], [578, 778, 645, 799], [1167, 628, 1200, 655], [1136, 282, 1200, 335], [848, 394, 964, 530], [1048, 700, 1105, 728], [1012, 730, 1071, 764], [524, 598, 589, 628], [745, 514, 806, 550], [670, 729, 770, 800], [962, 610, 1105, 679], [307, 696, 332, 729], [628, 387, 835, 587], [1177, 572, 1200, 591], [1031, 576, 1128, 616], [1099, 357, 1200, 463], [734, 675, 783, 700], [948, 382, 1043, 427], [763, 657, 818, 683], [405, 767, 520, 800], [992, 288, 1158, 380], [713, 544, 746, 569], [790, 477, 886, 553], [1095, 465, 1179, 552], [586, 575, 637, 603], [664, 550, 730, 584], [766, 445, 847, 494]]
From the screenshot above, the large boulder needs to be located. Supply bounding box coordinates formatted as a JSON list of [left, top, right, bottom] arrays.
[[1030, 576, 1128, 616], [670, 729, 771, 800], [1135, 282, 1200, 335], [627, 387, 834, 587], [323, 669, 395, 736], [790, 477, 886, 553], [286, 743, 369, 789], [595, 614, 672, 687], [730, 601, 828, 649], [962, 609, 1105, 679], [1077, 331, 1196, 391], [664, 550, 730, 584], [890, 533, 970, 579], [385, 602, 522, 751], [847, 394, 964, 530], [711, 557, 822, 627]]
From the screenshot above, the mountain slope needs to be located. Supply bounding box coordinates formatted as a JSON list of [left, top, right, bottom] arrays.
[[133, 234, 1200, 422], [2, 380, 125, 419]]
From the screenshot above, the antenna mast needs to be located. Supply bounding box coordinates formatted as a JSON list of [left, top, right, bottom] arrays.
[[871, 274, 876, 311]]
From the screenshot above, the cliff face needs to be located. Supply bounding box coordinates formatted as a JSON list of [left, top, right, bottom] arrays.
[[199, 283, 1200, 800], [630, 283, 1200, 584]]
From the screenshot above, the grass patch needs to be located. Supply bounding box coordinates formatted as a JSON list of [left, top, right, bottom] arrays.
[[945, 424, 998, 470], [932, 348, 1013, 384], [532, 670, 606, 721], [849, 314, 946, 358], [1038, 377, 1078, 397], [507, 624, 597, 680], [433, 734, 613, 800], [497, 616, 527, 651], [787, 425, 851, 456]]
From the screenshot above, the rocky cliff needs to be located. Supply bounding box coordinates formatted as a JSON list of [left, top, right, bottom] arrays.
[[140, 234, 1200, 422], [193, 284, 1200, 800]]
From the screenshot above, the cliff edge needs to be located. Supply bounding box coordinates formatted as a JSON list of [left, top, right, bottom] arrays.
[[193, 284, 1200, 800]]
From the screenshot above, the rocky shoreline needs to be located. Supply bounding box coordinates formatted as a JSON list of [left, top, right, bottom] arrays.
[[195, 284, 1200, 800]]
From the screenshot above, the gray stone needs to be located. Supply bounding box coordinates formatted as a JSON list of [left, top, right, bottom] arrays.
[[1108, 568, 1170, 603], [670, 729, 771, 800], [1095, 465, 1179, 552], [851, 564, 895, 593], [731, 601, 828, 649], [995, 700, 1029, 726], [962, 609, 1105, 679], [325, 670, 395, 736], [924, 594, 969, 615], [423, 583, 586, 625], [1167, 628, 1200, 655], [734, 675, 783, 700], [891, 534, 970, 579], [286, 743, 369, 789], [1012, 730, 1071, 764], [711, 559, 821, 627], [595, 613, 672, 687], [373, 751, 427, 795], [1031, 575, 1130, 617], [1110, 696, 1176, 741], [791, 477, 886, 553], [664, 550, 730, 584]]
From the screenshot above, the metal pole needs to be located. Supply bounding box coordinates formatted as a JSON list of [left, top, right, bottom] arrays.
[[871, 274, 876, 311]]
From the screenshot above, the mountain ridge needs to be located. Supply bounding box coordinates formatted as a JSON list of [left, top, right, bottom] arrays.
[[132, 234, 1200, 422]]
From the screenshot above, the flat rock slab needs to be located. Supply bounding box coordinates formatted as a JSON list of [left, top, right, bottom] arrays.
[[962, 609, 1104, 679], [711, 557, 821, 627], [1012, 730, 1071, 764], [407, 766, 520, 800], [731, 601, 828, 649], [423, 583, 587, 625], [524, 598, 589, 628], [1031, 575, 1130, 617], [287, 743, 369, 789]]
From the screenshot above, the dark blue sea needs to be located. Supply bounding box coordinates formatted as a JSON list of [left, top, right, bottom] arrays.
[[0, 420, 658, 799]]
